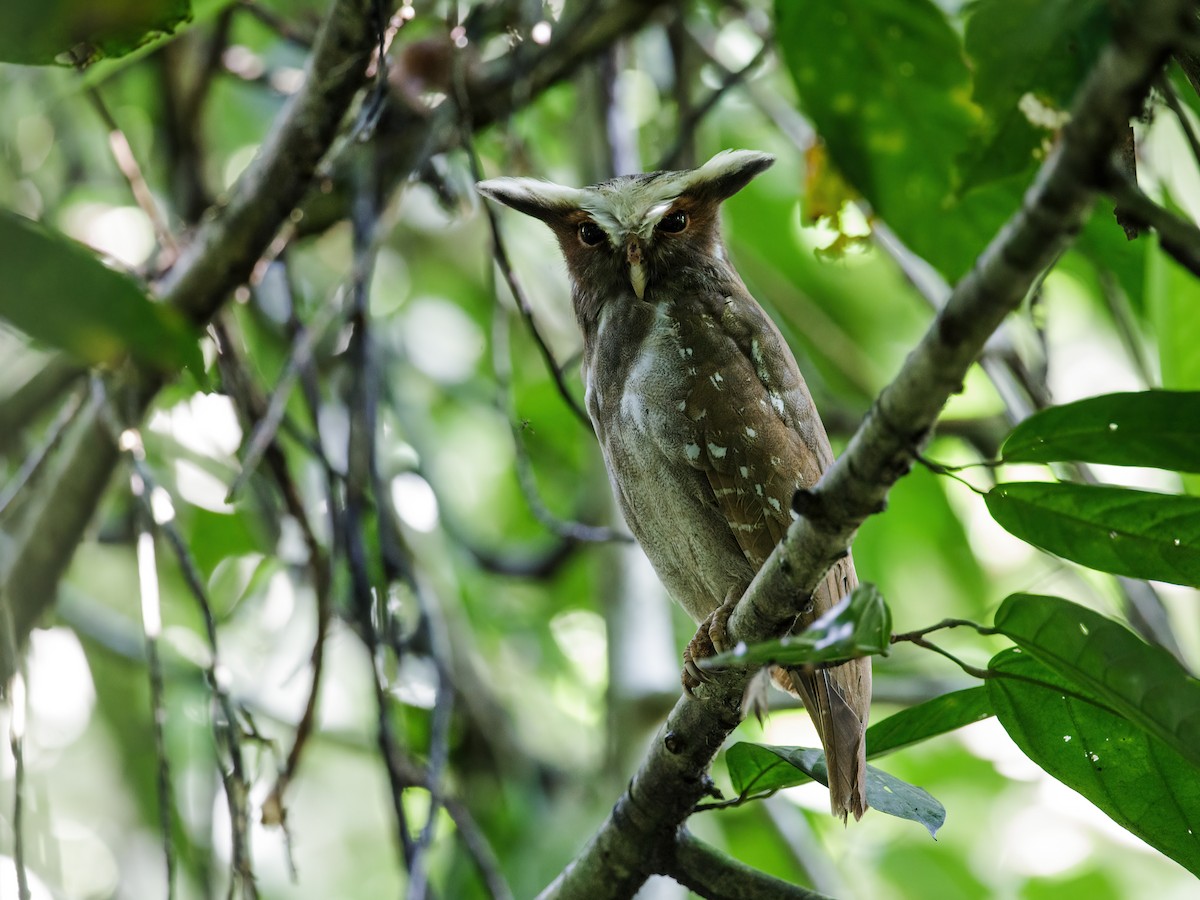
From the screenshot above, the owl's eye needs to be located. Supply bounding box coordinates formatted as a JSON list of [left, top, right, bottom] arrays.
[[578, 222, 606, 246], [656, 211, 688, 234]]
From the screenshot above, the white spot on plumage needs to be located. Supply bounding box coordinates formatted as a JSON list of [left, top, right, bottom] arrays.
[[768, 497, 782, 512], [676, 400, 686, 411], [755, 484, 764, 496], [738, 466, 749, 478], [708, 443, 727, 459], [745, 427, 757, 438], [770, 392, 785, 415], [685, 443, 701, 461]]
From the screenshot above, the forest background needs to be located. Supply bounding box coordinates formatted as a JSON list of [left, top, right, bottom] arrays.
[[1, 0, 1199, 898]]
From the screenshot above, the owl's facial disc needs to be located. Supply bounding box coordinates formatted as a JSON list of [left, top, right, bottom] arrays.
[[626, 239, 646, 300]]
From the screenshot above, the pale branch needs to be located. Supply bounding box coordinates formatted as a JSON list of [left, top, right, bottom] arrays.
[[0, 0, 378, 684], [538, 2, 1195, 896]]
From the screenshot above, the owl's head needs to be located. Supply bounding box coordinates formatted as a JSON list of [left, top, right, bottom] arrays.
[[476, 150, 773, 311]]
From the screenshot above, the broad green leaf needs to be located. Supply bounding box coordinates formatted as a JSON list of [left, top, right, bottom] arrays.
[[0, 0, 191, 65], [1000, 391, 1200, 473], [0, 211, 201, 373], [775, 0, 988, 280], [726, 743, 945, 836], [985, 482, 1200, 586], [704, 583, 891, 669], [988, 648, 1200, 876], [992, 594, 1200, 770], [866, 687, 993, 758], [961, 0, 1110, 190]]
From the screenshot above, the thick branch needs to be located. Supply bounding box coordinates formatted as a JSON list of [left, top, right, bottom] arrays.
[[539, 3, 1193, 896], [0, 0, 378, 684]]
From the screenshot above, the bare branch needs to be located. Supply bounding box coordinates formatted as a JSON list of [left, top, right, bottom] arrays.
[[662, 830, 833, 900], [1105, 171, 1200, 277]]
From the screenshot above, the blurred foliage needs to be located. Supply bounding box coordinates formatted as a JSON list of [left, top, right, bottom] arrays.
[[0, 0, 1198, 898]]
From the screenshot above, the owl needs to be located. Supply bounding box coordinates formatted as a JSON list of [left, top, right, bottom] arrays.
[[477, 150, 870, 821]]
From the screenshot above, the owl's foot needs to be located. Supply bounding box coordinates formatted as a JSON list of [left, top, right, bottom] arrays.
[[681, 591, 740, 698]]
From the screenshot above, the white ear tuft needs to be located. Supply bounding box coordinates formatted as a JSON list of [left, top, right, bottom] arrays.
[[698, 149, 776, 179], [476, 177, 584, 223]]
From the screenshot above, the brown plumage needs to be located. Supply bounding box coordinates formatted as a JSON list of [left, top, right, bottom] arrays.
[[477, 150, 870, 821]]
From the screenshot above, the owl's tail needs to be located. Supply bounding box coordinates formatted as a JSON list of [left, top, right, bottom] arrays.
[[782, 658, 870, 821]]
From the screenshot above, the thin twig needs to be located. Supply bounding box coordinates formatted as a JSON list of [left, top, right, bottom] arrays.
[[890, 617, 996, 643], [340, 159, 419, 878], [655, 39, 771, 171], [209, 316, 334, 848], [1105, 171, 1200, 277], [238, 0, 318, 47], [0, 389, 84, 518], [2, 589, 30, 900], [224, 298, 341, 501], [462, 138, 593, 429], [86, 86, 179, 261], [94, 386, 258, 898], [894, 636, 992, 680], [1094, 268, 1154, 386], [493, 304, 631, 543], [7, 671, 30, 900], [914, 454, 990, 494], [1158, 75, 1200, 165], [131, 483, 178, 900]]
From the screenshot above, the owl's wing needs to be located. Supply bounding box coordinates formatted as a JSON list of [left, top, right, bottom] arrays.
[[678, 288, 830, 571], [678, 287, 871, 822]]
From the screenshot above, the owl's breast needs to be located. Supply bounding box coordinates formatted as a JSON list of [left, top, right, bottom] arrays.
[[583, 303, 756, 620]]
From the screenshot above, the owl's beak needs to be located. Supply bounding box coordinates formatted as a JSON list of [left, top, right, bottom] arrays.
[[627, 240, 646, 300]]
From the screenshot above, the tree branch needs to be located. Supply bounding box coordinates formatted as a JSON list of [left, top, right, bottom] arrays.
[[1105, 171, 1200, 277], [538, 2, 1194, 896], [661, 831, 833, 900]]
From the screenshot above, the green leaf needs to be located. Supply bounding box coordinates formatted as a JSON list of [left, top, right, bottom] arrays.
[[992, 594, 1200, 771], [960, 0, 1110, 190], [0, 0, 191, 65], [775, 0, 987, 280], [726, 743, 945, 836], [866, 687, 994, 758], [985, 482, 1200, 586], [988, 647, 1200, 876], [704, 583, 891, 669], [1000, 391, 1200, 473], [0, 211, 201, 373]]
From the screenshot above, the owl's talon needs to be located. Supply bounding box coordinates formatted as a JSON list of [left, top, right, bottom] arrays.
[[681, 592, 741, 698]]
